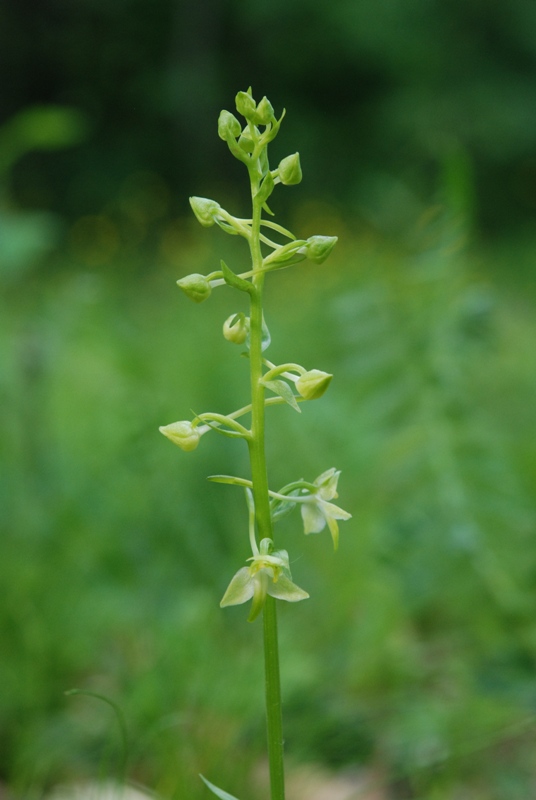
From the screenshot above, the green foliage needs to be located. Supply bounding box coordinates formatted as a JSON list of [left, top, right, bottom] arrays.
[[1, 178, 536, 796]]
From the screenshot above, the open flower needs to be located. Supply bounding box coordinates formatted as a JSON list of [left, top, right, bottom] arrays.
[[300, 468, 351, 550], [220, 540, 309, 622]]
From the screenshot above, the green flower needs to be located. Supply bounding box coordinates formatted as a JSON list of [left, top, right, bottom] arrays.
[[278, 152, 302, 186], [300, 468, 351, 550], [221, 539, 309, 622], [189, 196, 221, 227], [176, 273, 212, 303], [296, 369, 332, 400], [217, 110, 241, 141], [301, 235, 338, 264], [223, 312, 249, 344], [159, 420, 200, 452]]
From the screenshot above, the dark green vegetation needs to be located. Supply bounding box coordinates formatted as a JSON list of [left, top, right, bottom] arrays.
[[2, 2, 536, 798], [3, 0, 536, 234]]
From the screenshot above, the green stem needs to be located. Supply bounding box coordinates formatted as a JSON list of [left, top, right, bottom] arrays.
[[247, 170, 286, 800], [263, 596, 285, 800]]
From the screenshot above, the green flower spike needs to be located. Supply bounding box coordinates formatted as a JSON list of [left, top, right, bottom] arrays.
[[221, 539, 309, 622], [159, 420, 200, 452], [300, 468, 351, 550]]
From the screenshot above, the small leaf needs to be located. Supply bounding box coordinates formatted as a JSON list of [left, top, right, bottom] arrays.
[[208, 474, 253, 488], [221, 259, 254, 294], [203, 420, 248, 440], [262, 379, 300, 412], [200, 775, 241, 800], [256, 171, 275, 204], [215, 219, 241, 235]]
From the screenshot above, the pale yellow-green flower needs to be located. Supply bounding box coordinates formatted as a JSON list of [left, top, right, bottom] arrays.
[[300, 468, 351, 550], [221, 540, 309, 622]]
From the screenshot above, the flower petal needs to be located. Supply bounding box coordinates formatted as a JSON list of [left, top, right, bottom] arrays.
[[220, 567, 254, 607], [267, 573, 309, 603], [301, 502, 326, 535], [315, 468, 340, 500], [320, 499, 352, 521]]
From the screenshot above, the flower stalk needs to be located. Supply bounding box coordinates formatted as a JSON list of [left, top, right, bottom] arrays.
[[159, 88, 350, 800]]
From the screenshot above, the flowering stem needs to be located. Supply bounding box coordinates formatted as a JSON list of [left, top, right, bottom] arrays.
[[247, 172, 286, 800], [263, 596, 285, 800]]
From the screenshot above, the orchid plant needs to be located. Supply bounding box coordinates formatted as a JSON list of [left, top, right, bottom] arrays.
[[159, 89, 350, 800]]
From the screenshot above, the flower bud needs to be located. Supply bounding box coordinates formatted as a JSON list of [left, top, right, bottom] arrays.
[[218, 110, 241, 141], [189, 196, 221, 227], [235, 90, 257, 120], [223, 313, 249, 344], [238, 126, 255, 153], [278, 153, 302, 186], [159, 420, 200, 452], [296, 369, 333, 400], [303, 235, 338, 264], [176, 273, 212, 303], [255, 96, 275, 125]]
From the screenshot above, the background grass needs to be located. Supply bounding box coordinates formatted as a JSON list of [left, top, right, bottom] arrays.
[[2, 185, 536, 798]]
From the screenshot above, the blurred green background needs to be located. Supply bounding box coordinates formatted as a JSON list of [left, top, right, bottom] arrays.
[[1, 1, 536, 798]]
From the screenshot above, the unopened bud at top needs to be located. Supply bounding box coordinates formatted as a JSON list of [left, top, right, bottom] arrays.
[[176, 273, 212, 303], [278, 153, 302, 186], [296, 369, 333, 400], [189, 196, 221, 227], [159, 420, 200, 452], [235, 90, 274, 126], [218, 110, 242, 141], [223, 313, 249, 344], [235, 90, 257, 121], [303, 235, 338, 264], [255, 96, 275, 125]]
